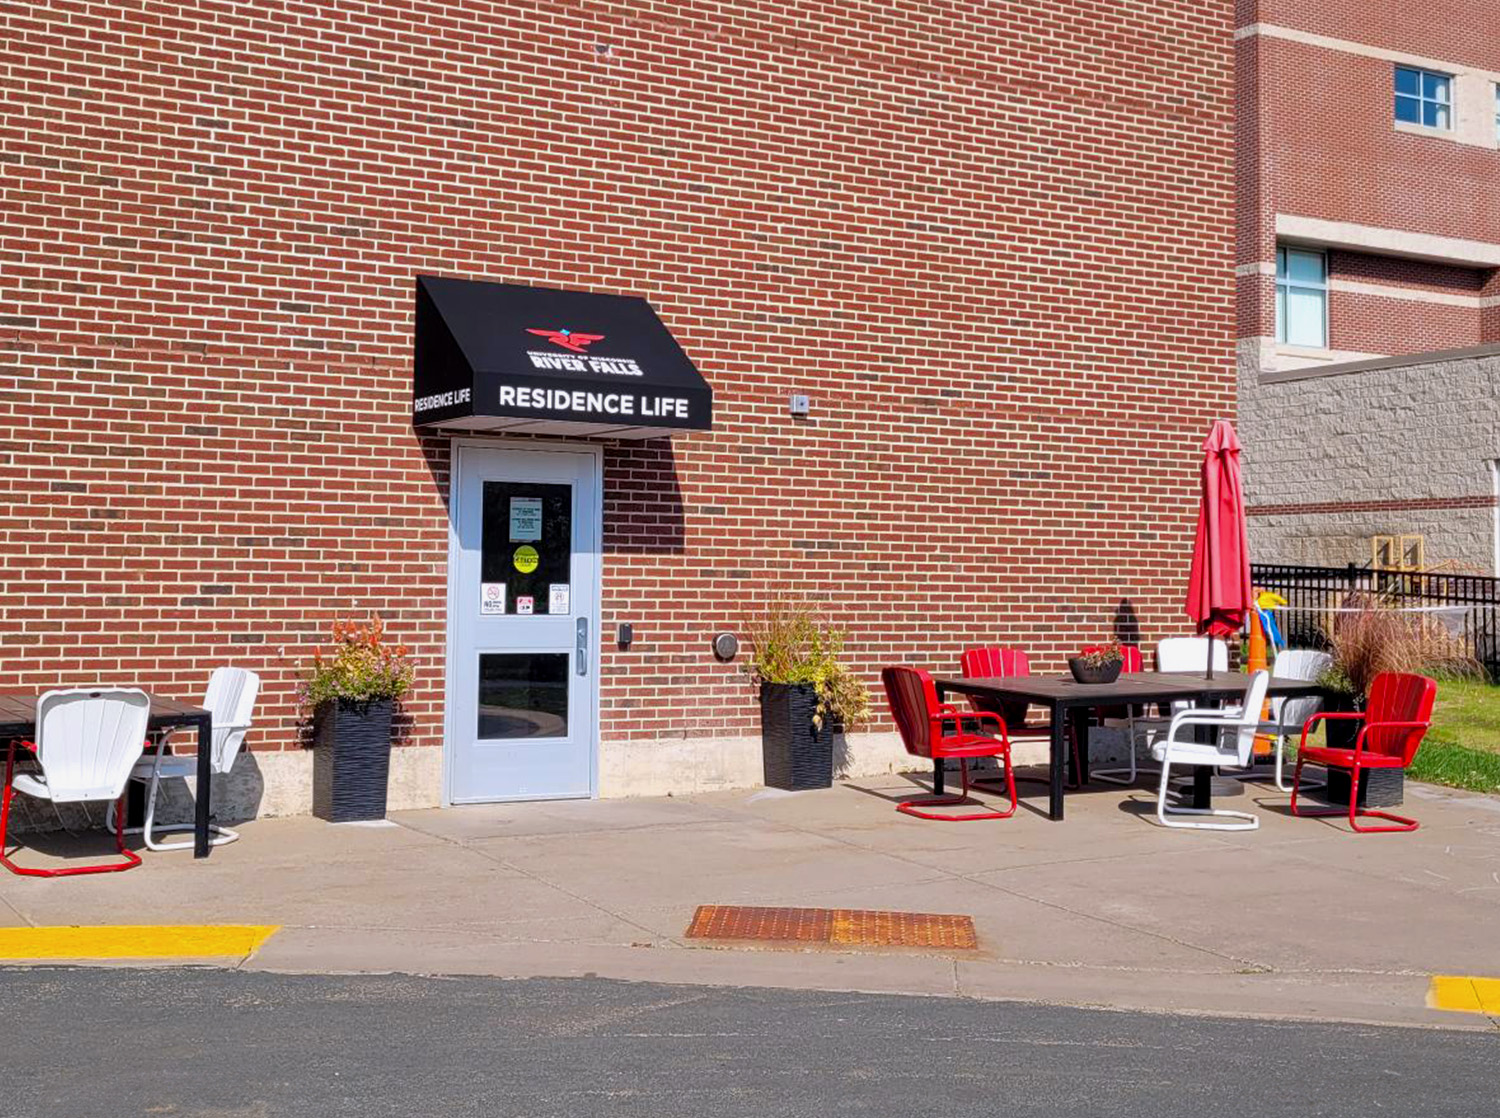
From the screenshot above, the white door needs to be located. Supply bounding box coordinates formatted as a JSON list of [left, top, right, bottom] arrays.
[[448, 443, 600, 802]]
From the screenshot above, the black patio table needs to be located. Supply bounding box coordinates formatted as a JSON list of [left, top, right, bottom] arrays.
[[0, 692, 215, 858], [931, 671, 1325, 821]]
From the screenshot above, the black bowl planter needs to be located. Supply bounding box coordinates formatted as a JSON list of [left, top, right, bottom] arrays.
[[760, 682, 836, 791], [1068, 657, 1122, 685], [312, 698, 395, 822]]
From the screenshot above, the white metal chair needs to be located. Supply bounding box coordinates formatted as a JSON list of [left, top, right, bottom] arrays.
[[0, 688, 152, 876], [115, 668, 259, 851], [1096, 637, 1229, 785], [1149, 669, 1270, 831], [1251, 649, 1332, 792]]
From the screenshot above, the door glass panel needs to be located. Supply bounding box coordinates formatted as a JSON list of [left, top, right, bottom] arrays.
[[478, 653, 569, 739], [481, 481, 572, 615]]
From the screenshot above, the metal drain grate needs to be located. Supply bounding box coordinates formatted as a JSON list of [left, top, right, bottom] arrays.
[[685, 905, 977, 950]]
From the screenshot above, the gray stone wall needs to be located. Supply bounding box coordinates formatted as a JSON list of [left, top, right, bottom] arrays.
[[1239, 345, 1500, 573]]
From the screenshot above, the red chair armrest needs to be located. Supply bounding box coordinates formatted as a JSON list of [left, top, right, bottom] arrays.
[[932, 709, 1007, 745], [1352, 720, 1431, 760], [7, 739, 36, 754], [1298, 710, 1364, 749], [965, 711, 1007, 739]]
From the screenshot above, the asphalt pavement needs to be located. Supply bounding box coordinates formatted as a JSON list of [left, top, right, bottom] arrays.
[[2, 968, 1496, 1118]]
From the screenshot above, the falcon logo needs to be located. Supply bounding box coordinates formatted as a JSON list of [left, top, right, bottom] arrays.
[[526, 327, 604, 354]]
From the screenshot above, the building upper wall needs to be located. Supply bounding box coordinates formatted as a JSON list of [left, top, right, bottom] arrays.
[[1236, 7, 1500, 359], [1243, 0, 1500, 73], [1246, 37, 1500, 255]]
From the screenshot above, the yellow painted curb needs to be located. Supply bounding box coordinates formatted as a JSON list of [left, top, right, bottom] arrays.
[[1428, 975, 1500, 1015], [0, 925, 279, 960]]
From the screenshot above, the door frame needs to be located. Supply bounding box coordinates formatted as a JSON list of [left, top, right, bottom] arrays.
[[441, 436, 605, 807]]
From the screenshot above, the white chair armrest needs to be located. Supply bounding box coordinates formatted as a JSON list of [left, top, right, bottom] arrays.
[[1161, 707, 1246, 750]]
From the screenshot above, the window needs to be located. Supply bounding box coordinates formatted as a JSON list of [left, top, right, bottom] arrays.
[[1395, 66, 1452, 129], [1494, 83, 1500, 141], [1275, 247, 1327, 348]]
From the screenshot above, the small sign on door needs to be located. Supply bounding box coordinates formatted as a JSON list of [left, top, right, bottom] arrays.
[[516, 595, 535, 615], [509, 497, 542, 542], [549, 583, 570, 615], [481, 582, 506, 615]]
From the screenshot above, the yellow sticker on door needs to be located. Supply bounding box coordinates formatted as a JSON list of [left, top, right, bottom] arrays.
[[513, 545, 539, 574]]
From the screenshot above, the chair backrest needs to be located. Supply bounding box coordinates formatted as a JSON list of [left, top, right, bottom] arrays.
[[1222, 670, 1271, 765], [203, 667, 260, 774], [1157, 637, 1228, 674], [1270, 649, 1332, 729], [33, 688, 152, 803], [960, 647, 1029, 678], [1118, 645, 1144, 673], [960, 647, 1030, 726], [881, 666, 940, 759], [1363, 672, 1438, 765], [1157, 637, 1230, 715]]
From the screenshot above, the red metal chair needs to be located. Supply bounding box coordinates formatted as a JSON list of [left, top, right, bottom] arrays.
[[1290, 672, 1437, 833], [959, 647, 1081, 786], [881, 666, 1017, 821]]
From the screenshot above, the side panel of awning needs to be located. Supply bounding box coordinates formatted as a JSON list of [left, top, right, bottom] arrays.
[[413, 275, 713, 438]]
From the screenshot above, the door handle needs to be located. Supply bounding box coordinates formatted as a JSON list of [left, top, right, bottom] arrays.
[[576, 617, 589, 676]]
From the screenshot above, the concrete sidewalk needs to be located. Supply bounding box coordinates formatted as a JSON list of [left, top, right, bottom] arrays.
[[2, 773, 1498, 1030]]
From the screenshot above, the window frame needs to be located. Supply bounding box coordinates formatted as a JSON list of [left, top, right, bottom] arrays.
[[1394, 65, 1454, 131], [1275, 246, 1329, 350]]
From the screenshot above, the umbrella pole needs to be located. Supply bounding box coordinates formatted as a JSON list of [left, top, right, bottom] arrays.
[[1205, 634, 1214, 679]]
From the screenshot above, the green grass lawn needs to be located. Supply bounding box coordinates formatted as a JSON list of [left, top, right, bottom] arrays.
[[1408, 678, 1500, 795]]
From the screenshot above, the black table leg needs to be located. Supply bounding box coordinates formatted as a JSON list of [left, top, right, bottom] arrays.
[[1192, 764, 1213, 810], [1049, 702, 1065, 821], [1077, 709, 1092, 785], [194, 714, 212, 858]]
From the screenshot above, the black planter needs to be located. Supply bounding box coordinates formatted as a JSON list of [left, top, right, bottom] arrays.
[[312, 699, 394, 822], [1068, 657, 1122, 685], [760, 683, 834, 791], [1317, 767, 1405, 809], [1323, 693, 1361, 751]]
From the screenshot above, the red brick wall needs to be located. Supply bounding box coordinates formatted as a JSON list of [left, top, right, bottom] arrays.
[[1325, 252, 1485, 355], [1, 0, 1236, 754], [1237, 3, 1500, 353]]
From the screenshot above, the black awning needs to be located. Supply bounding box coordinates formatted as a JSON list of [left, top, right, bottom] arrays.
[[413, 275, 713, 439]]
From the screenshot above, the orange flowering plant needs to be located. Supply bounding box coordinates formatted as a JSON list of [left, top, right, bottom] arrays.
[[298, 617, 416, 709]]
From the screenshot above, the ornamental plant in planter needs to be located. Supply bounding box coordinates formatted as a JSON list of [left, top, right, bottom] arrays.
[[746, 604, 870, 791], [1069, 642, 1124, 685], [1312, 599, 1477, 805], [300, 618, 415, 823]]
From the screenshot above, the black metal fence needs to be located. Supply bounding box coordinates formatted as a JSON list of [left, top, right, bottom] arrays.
[[1251, 563, 1500, 678]]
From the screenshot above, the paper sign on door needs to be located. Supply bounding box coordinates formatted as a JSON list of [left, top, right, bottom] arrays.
[[509, 497, 542, 542], [549, 583, 570, 615], [481, 582, 506, 615], [516, 595, 535, 615]]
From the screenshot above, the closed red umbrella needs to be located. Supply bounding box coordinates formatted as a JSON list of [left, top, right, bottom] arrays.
[[1185, 420, 1253, 678]]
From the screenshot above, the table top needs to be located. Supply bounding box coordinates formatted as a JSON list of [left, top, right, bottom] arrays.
[[932, 671, 1324, 707], [0, 691, 210, 735]]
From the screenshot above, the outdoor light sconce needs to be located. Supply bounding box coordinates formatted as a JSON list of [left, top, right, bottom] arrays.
[[713, 632, 739, 661], [788, 394, 810, 417], [617, 624, 634, 649]]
